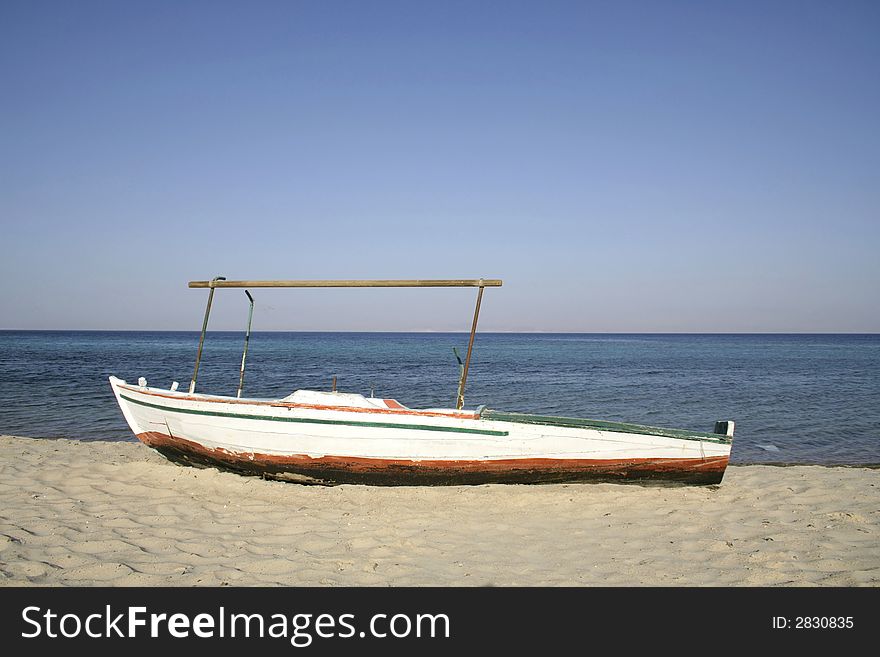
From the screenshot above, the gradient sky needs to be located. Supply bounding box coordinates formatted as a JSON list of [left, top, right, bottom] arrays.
[[1, 0, 878, 331]]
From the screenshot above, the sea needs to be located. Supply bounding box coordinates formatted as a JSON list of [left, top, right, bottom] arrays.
[[0, 331, 878, 465]]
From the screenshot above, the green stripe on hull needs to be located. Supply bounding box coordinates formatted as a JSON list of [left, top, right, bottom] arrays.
[[120, 394, 509, 436], [480, 409, 732, 444]]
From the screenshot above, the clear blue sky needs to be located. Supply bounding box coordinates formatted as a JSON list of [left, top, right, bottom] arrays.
[[1, 0, 877, 331]]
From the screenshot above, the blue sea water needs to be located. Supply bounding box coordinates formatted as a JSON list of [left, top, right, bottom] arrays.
[[0, 331, 878, 465]]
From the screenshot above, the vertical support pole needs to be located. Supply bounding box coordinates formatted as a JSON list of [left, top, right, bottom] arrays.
[[453, 347, 464, 406], [237, 290, 255, 398], [189, 276, 225, 394], [456, 281, 485, 410]]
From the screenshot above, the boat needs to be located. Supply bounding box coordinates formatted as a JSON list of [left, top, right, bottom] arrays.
[[110, 278, 734, 485]]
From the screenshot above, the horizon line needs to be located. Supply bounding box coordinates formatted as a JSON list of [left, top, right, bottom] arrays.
[[1, 329, 878, 335]]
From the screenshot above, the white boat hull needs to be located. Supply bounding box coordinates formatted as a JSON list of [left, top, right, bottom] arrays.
[[110, 376, 732, 485]]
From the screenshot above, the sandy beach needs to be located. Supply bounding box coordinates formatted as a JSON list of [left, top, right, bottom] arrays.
[[1, 434, 877, 587]]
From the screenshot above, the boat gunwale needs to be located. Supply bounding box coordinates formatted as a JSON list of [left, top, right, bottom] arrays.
[[113, 380, 479, 420], [481, 409, 733, 445]]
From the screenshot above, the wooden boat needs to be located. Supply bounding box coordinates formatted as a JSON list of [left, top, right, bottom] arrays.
[[110, 278, 734, 485]]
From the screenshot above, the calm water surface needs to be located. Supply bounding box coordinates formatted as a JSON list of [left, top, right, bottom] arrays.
[[1, 331, 878, 464]]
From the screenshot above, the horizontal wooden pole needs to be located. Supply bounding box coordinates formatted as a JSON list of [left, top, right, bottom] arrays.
[[188, 279, 503, 289]]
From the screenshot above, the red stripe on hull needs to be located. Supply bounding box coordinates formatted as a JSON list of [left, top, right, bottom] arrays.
[[136, 431, 730, 486]]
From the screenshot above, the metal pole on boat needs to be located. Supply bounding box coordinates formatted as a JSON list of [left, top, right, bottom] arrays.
[[236, 290, 255, 398], [456, 280, 485, 410], [189, 275, 225, 394], [453, 347, 465, 407]]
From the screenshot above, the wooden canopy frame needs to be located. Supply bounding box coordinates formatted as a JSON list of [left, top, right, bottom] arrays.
[[187, 278, 503, 409]]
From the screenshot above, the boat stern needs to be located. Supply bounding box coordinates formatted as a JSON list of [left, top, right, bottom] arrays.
[[714, 420, 735, 438]]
